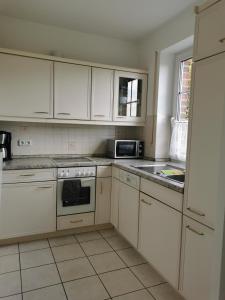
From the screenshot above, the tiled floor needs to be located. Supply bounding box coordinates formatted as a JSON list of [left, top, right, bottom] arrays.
[[0, 229, 184, 300]]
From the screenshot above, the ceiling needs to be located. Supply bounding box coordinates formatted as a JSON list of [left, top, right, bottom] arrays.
[[0, 0, 199, 41]]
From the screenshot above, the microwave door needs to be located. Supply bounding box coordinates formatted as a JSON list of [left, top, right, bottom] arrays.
[[116, 141, 137, 158]]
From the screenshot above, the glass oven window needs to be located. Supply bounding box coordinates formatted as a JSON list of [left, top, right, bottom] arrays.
[[62, 180, 90, 207], [116, 141, 137, 157]]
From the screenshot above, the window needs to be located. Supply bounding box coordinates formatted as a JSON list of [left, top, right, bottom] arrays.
[[170, 51, 193, 162]]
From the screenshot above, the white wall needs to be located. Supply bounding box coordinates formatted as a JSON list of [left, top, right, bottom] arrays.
[[0, 15, 139, 68], [139, 5, 198, 159]]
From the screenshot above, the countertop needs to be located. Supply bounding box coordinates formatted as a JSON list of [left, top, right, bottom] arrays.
[[3, 156, 185, 193]]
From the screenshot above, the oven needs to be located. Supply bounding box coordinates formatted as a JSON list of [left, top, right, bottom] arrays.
[[57, 166, 96, 216]]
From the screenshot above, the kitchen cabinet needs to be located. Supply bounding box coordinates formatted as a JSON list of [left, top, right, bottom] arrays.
[[91, 67, 113, 121], [118, 181, 139, 248], [194, 0, 225, 61], [95, 177, 112, 225], [138, 193, 182, 288], [0, 181, 56, 239], [54, 62, 91, 120], [179, 216, 214, 300], [0, 53, 53, 119], [113, 71, 147, 122], [110, 177, 120, 229], [184, 52, 225, 229]]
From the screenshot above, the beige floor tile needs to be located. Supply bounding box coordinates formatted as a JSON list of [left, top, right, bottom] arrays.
[[64, 275, 109, 300], [117, 248, 146, 267], [149, 283, 184, 300], [106, 235, 131, 250], [89, 251, 125, 274], [0, 294, 22, 300], [76, 231, 102, 242], [20, 248, 54, 269], [99, 228, 117, 238], [23, 284, 67, 300], [113, 289, 155, 300], [21, 264, 60, 292], [81, 238, 112, 256], [49, 235, 77, 247], [0, 254, 20, 275], [131, 264, 165, 288], [0, 244, 19, 257], [0, 271, 21, 297], [99, 268, 143, 297], [52, 243, 85, 262], [57, 257, 95, 282], [19, 240, 49, 253]]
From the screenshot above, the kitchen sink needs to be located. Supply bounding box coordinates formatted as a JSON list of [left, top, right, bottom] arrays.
[[133, 164, 185, 184]]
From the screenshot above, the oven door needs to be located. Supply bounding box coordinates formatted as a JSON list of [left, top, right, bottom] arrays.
[[116, 141, 138, 158], [57, 177, 95, 216]]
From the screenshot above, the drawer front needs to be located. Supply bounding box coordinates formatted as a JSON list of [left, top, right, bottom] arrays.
[[97, 166, 112, 177], [3, 169, 56, 183], [57, 212, 95, 230], [119, 169, 140, 190], [195, 0, 225, 60], [112, 167, 120, 180], [140, 178, 183, 212]]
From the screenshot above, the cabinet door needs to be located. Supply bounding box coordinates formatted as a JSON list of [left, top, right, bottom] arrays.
[[0, 53, 53, 118], [110, 177, 120, 229], [138, 193, 182, 288], [95, 177, 112, 225], [118, 181, 139, 247], [113, 71, 147, 122], [54, 62, 91, 120], [91, 68, 113, 121], [184, 52, 225, 228], [0, 181, 56, 239], [179, 216, 214, 300]]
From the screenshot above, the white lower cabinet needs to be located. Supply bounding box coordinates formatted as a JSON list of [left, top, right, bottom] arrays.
[[0, 181, 56, 239], [179, 216, 214, 300], [95, 177, 112, 225], [118, 181, 139, 248], [110, 177, 120, 229], [138, 193, 182, 288]]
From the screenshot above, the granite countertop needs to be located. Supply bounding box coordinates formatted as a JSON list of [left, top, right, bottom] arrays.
[[3, 156, 185, 193]]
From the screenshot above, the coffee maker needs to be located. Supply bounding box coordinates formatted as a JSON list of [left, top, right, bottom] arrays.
[[0, 131, 12, 161]]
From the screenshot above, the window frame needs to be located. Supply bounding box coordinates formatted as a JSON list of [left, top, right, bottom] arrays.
[[172, 48, 193, 122]]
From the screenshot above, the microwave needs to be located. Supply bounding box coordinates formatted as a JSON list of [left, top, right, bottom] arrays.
[[107, 139, 144, 159]]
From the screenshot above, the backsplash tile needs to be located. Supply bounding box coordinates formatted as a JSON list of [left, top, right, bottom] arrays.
[[0, 122, 143, 157]]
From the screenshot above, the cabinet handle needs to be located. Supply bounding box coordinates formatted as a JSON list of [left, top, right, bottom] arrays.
[[70, 219, 83, 224], [57, 113, 71, 115], [141, 199, 152, 206], [187, 207, 205, 217], [126, 176, 131, 182], [219, 37, 225, 43], [100, 181, 103, 194], [20, 174, 35, 177], [37, 186, 52, 189], [186, 225, 204, 236], [34, 112, 49, 114], [94, 114, 105, 117]]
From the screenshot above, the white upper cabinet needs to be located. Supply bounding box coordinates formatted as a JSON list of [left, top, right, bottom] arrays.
[[184, 52, 225, 229], [54, 62, 91, 120], [91, 68, 113, 121], [113, 71, 147, 122], [194, 0, 225, 61], [0, 53, 53, 118]]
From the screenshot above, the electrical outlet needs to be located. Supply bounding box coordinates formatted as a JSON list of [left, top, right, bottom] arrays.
[[18, 139, 32, 146]]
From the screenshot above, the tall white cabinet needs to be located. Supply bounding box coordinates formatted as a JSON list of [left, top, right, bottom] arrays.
[[54, 62, 91, 120], [0, 53, 53, 118]]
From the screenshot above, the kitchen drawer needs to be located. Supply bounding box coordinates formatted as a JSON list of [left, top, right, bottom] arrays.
[[3, 168, 57, 183], [140, 178, 183, 212], [194, 0, 225, 60], [112, 166, 120, 180], [57, 212, 95, 230], [97, 166, 112, 177], [119, 169, 140, 190]]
